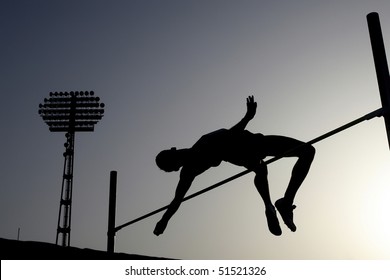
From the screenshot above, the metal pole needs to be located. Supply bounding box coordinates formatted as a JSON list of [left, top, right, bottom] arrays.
[[114, 108, 383, 233], [107, 170, 117, 253], [367, 12, 390, 149], [56, 131, 75, 247]]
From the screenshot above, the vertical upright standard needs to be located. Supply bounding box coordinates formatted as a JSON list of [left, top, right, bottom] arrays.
[[107, 171, 117, 253], [39, 91, 105, 246], [367, 12, 390, 148]]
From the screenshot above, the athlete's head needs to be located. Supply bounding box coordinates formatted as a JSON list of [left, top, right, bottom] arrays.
[[156, 147, 183, 172]]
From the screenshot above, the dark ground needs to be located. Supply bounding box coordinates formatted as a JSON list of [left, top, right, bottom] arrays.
[[0, 238, 172, 260]]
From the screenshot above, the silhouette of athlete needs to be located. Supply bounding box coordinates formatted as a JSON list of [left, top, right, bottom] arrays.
[[154, 96, 315, 236]]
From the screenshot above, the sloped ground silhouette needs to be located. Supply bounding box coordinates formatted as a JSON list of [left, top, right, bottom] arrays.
[[1, 238, 173, 260]]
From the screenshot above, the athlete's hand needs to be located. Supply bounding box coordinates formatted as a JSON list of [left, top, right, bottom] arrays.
[[153, 219, 167, 236], [245, 95, 257, 120]]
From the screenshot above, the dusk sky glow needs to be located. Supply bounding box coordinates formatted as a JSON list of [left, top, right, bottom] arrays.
[[1, 0, 390, 259]]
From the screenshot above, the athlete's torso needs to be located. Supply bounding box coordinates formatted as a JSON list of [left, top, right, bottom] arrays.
[[189, 128, 264, 168]]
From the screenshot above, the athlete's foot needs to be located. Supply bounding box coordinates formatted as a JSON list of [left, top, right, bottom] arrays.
[[265, 206, 282, 236], [275, 198, 297, 232]]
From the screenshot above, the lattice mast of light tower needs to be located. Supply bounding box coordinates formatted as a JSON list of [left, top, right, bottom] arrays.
[[39, 91, 104, 247]]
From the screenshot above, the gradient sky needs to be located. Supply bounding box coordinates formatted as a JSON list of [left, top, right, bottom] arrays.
[[1, 0, 390, 259]]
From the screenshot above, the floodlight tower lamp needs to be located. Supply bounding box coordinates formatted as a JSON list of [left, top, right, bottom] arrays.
[[39, 90, 104, 247]]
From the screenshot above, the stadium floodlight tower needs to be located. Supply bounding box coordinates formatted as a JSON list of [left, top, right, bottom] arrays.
[[38, 91, 105, 247]]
